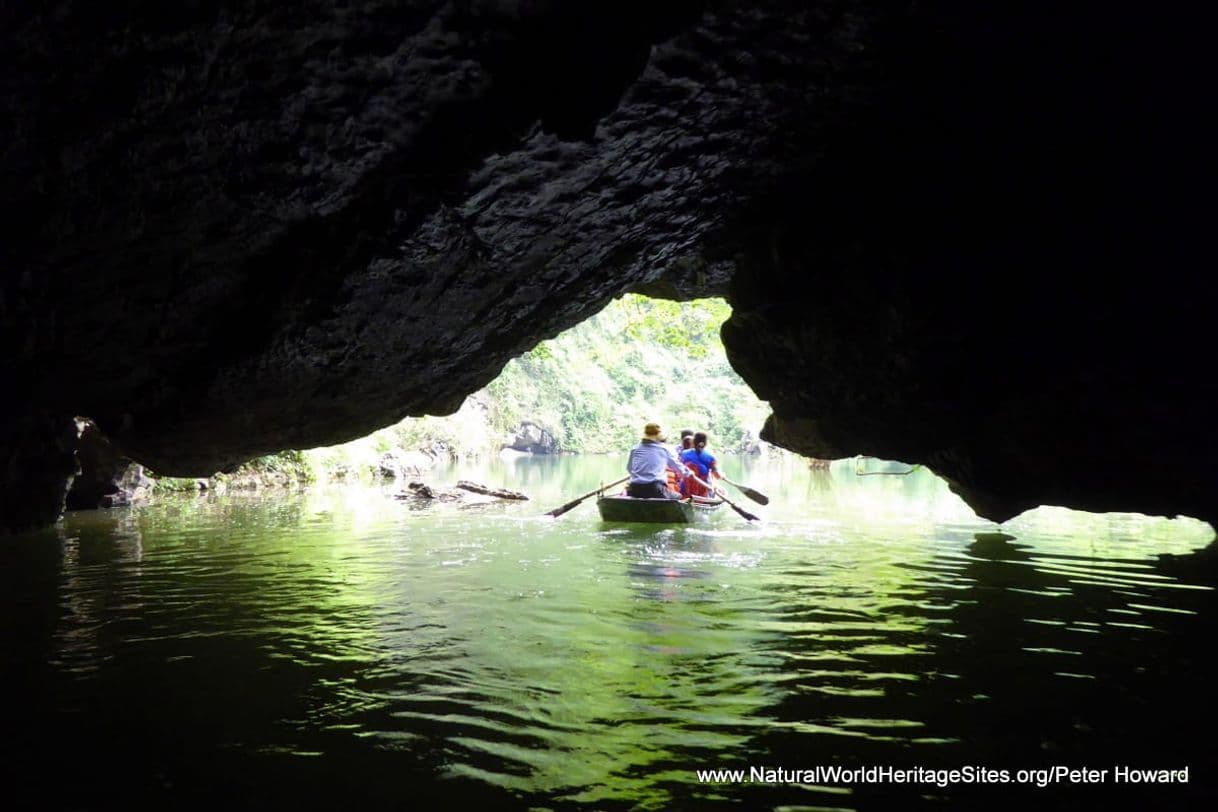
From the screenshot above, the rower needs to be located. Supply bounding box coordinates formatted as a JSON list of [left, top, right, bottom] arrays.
[[626, 423, 688, 499], [680, 431, 722, 498]]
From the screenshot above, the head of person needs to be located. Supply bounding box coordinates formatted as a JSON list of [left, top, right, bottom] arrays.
[[642, 422, 667, 442], [679, 429, 695, 449], [693, 431, 708, 449]]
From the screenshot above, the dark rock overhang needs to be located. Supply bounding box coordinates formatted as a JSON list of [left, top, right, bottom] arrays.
[[2, 2, 1215, 532]]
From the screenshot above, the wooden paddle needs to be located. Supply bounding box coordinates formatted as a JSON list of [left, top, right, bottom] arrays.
[[687, 473, 760, 522], [720, 476, 769, 506], [545, 475, 630, 518]]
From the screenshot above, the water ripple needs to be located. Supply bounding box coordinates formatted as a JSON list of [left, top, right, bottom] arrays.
[[2, 469, 1213, 810]]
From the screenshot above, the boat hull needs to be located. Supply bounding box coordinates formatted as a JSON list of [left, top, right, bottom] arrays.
[[596, 495, 723, 523]]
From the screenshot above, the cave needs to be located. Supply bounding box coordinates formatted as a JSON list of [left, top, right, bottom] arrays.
[[2, 1, 1215, 535]]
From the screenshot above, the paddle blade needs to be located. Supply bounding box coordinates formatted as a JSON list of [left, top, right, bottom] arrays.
[[545, 499, 582, 518], [728, 502, 760, 522], [724, 478, 769, 505], [735, 485, 769, 506]]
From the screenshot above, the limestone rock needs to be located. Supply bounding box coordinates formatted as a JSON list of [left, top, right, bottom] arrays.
[[505, 421, 557, 455], [66, 419, 152, 510]]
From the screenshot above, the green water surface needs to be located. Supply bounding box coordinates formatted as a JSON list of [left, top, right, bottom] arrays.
[[2, 455, 1214, 810]]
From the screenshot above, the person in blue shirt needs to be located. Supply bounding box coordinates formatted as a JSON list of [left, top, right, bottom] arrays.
[[627, 422, 688, 499], [680, 431, 721, 498]]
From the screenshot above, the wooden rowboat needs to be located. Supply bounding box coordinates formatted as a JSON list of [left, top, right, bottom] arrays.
[[596, 494, 725, 523]]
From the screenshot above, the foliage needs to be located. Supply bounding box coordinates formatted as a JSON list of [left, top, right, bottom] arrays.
[[150, 476, 205, 493], [483, 295, 768, 454], [244, 450, 313, 478]]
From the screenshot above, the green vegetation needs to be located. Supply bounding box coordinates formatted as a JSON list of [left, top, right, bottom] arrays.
[[150, 450, 317, 492], [485, 295, 768, 453], [187, 295, 770, 484], [149, 475, 206, 493]]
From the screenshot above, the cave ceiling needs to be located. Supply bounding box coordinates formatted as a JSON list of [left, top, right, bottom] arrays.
[[1, 2, 1214, 530]]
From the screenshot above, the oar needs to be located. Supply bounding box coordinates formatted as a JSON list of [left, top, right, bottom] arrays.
[[720, 476, 769, 506], [545, 475, 630, 518], [687, 473, 760, 522]]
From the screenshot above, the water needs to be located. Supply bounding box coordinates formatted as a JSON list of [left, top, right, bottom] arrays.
[[2, 455, 1215, 810]]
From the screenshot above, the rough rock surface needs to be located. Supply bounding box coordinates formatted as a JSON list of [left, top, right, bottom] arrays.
[[1, 2, 1214, 531], [378, 448, 439, 479], [65, 419, 153, 510], [506, 421, 557, 455]]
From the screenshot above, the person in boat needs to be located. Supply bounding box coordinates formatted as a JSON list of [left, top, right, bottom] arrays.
[[672, 429, 696, 495], [627, 422, 689, 499], [680, 431, 722, 499], [676, 429, 695, 454]]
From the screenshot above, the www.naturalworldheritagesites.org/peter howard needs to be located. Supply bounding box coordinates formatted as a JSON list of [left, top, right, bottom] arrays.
[[695, 765, 1190, 788]]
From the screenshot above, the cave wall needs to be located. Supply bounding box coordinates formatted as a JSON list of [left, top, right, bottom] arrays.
[[2, 1, 1214, 532], [719, 2, 1217, 523]]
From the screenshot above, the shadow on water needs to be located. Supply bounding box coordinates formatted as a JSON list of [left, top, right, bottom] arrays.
[[735, 528, 1218, 811]]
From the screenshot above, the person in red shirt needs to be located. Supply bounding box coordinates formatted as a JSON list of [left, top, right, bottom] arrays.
[[680, 432, 721, 498]]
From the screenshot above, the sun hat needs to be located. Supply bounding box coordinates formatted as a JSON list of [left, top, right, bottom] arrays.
[[642, 422, 666, 441]]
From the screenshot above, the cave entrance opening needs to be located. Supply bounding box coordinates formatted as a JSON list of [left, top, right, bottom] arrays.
[[299, 293, 775, 475]]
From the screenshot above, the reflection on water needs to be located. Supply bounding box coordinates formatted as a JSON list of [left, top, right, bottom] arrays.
[[0, 457, 1214, 810]]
